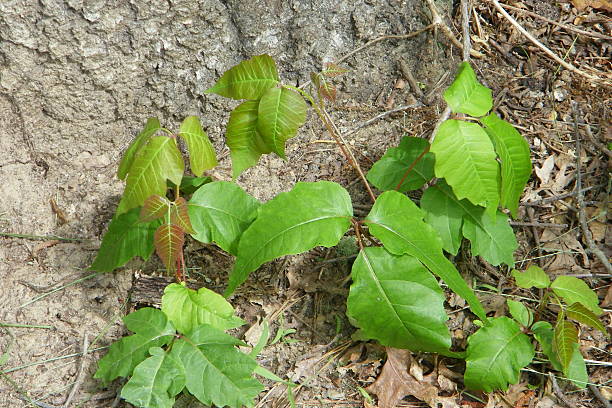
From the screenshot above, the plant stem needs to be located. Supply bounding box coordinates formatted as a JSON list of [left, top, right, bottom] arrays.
[[395, 144, 430, 191], [284, 84, 376, 203]]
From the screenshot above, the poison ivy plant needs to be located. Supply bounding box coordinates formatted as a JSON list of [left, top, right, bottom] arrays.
[[96, 283, 272, 408]]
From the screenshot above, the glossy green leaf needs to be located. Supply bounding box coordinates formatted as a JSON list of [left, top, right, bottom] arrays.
[[140, 195, 171, 223], [170, 324, 263, 408], [227, 181, 353, 296], [188, 181, 260, 255], [90, 207, 161, 272], [443, 62, 492, 117], [257, 86, 307, 158], [161, 283, 244, 334], [154, 224, 184, 273], [462, 206, 516, 267], [178, 116, 217, 176], [464, 316, 535, 392], [347, 247, 451, 353], [511, 265, 550, 289], [553, 318, 578, 374], [532, 321, 587, 388], [205, 54, 279, 100], [226, 100, 272, 179], [117, 136, 184, 214], [551, 276, 603, 315], [431, 120, 500, 216], [118, 118, 161, 180], [421, 181, 516, 266], [566, 302, 607, 333], [170, 197, 195, 235], [121, 347, 185, 408], [366, 137, 434, 193], [94, 308, 175, 384], [507, 299, 532, 327], [481, 113, 531, 218], [365, 191, 487, 321], [420, 183, 464, 255], [170, 176, 212, 196]]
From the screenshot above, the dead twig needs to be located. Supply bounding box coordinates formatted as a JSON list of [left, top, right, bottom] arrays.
[[63, 333, 89, 408], [498, 3, 612, 41], [398, 58, 424, 99], [509, 221, 568, 228], [490, 0, 607, 84], [549, 372, 577, 408], [584, 123, 612, 159], [429, 106, 452, 143], [572, 101, 612, 274], [523, 184, 605, 206], [424, 0, 484, 58], [343, 102, 423, 139], [589, 384, 612, 408], [461, 0, 472, 62]]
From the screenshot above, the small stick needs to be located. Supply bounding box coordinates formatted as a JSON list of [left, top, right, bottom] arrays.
[[0, 232, 88, 242], [424, 0, 484, 58], [461, 0, 472, 62], [490, 0, 605, 84], [398, 58, 424, 99], [549, 372, 577, 408], [584, 123, 612, 159], [572, 101, 612, 274], [429, 106, 452, 143], [343, 102, 423, 139], [63, 333, 89, 407], [498, 3, 612, 41], [509, 221, 568, 228], [526, 207, 544, 266], [589, 385, 612, 408], [523, 184, 604, 206]]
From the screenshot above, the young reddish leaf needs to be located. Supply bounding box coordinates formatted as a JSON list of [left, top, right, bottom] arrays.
[[140, 195, 171, 222], [566, 302, 607, 334], [322, 62, 348, 77], [318, 79, 337, 102], [154, 224, 185, 273], [553, 317, 578, 374], [170, 198, 195, 234]]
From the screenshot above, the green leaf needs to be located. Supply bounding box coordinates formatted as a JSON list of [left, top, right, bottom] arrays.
[[566, 302, 607, 333], [553, 318, 578, 374], [226, 100, 272, 179], [464, 316, 535, 392], [511, 265, 550, 289], [346, 247, 451, 353], [170, 197, 195, 235], [90, 207, 162, 272], [117, 136, 184, 214], [170, 176, 212, 196], [481, 113, 532, 218], [551, 276, 602, 315], [178, 116, 218, 176], [257, 86, 307, 158], [154, 224, 184, 274], [532, 321, 587, 388], [421, 181, 517, 265], [171, 324, 263, 408], [188, 181, 260, 255], [227, 181, 352, 296], [140, 195, 171, 222], [206, 54, 279, 100], [161, 283, 244, 334], [365, 191, 487, 321], [532, 321, 562, 371], [366, 137, 434, 193], [462, 206, 516, 267], [121, 347, 185, 408], [118, 118, 161, 180], [420, 183, 464, 255], [443, 62, 492, 117], [431, 120, 500, 216], [94, 308, 175, 384], [507, 299, 532, 327]]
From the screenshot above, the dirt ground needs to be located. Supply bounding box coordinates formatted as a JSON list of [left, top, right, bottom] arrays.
[[0, 0, 610, 407]]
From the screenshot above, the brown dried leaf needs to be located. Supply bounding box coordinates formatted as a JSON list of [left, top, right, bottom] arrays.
[[571, 0, 612, 11], [367, 348, 459, 408], [535, 156, 555, 186], [541, 228, 589, 272]]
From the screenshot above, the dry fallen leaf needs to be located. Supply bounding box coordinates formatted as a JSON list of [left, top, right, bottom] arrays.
[[541, 228, 589, 273], [571, 0, 612, 11], [367, 348, 459, 408], [535, 156, 555, 186]]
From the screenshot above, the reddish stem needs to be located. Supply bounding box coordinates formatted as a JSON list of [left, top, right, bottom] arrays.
[[395, 145, 430, 191]]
